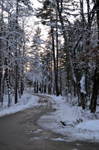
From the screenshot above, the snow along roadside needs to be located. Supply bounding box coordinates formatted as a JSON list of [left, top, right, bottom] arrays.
[[0, 93, 39, 117], [38, 95, 99, 142]]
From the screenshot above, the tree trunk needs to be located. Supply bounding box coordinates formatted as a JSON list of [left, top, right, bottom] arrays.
[[56, 12, 59, 94], [15, 64, 18, 104], [0, 46, 2, 105], [44, 84, 46, 93], [60, 56, 62, 95], [90, 0, 99, 112], [48, 84, 51, 94], [56, 0, 77, 84], [15, 0, 19, 104], [5, 57, 11, 107], [0, 32, 2, 104], [37, 81, 38, 93], [34, 82, 37, 93], [21, 81, 24, 95], [90, 67, 99, 112], [51, 16, 59, 96], [0, 0, 3, 105]]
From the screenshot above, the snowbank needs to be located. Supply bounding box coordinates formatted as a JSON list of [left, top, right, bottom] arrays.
[[76, 120, 99, 131], [39, 94, 99, 142], [0, 93, 39, 117]]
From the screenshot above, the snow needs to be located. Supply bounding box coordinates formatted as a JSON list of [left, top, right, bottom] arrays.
[[76, 120, 99, 131], [38, 95, 99, 142], [0, 91, 99, 142], [0, 93, 39, 117], [80, 74, 86, 94]]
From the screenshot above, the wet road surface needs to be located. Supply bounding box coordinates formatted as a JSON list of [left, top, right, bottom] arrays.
[[0, 95, 99, 150]]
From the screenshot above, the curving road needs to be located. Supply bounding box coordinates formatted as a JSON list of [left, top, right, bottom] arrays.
[[0, 95, 99, 150]]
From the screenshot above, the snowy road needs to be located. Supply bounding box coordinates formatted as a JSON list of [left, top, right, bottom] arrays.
[[0, 95, 99, 150]]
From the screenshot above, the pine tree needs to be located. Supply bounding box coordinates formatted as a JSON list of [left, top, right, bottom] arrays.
[[36, 0, 60, 96]]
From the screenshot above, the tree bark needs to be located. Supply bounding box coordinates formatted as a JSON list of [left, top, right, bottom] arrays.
[[90, 0, 99, 112], [0, 37, 2, 104], [51, 16, 59, 96], [90, 67, 99, 112], [34, 82, 37, 93], [15, 0, 19, 104], [0, 0, 3, 105], [56, 11, 59, 93]]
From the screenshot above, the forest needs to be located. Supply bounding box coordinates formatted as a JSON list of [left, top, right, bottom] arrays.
[[0, 0, 99, 113]]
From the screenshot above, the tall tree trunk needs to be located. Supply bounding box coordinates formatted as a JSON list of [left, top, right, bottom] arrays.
[[34, 82, 37, 93], [51, 16, 59, 96], [0, 35, 2, 105], [5, 66, 11, 107], [5, 13, 12, 106], [90, 67, 99, 112], [15, 0, 19, 104], [59, 55, 62, 95], [21, 19, 25, 96], [0, 0, 3, 105], [5, 49, 11, 107], [50, 53, 52, 92], [37, 81, 38, 93], [85, 0, 91, 102], [56, 11, 59, 93], [56, 0, 77, 84], [90, 0, 99, 112]]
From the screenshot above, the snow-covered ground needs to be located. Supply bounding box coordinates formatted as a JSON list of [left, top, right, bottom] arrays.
[[0, 93, 39, 117], [39, 95, 99, 143], [0, 92, 99, 142]]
